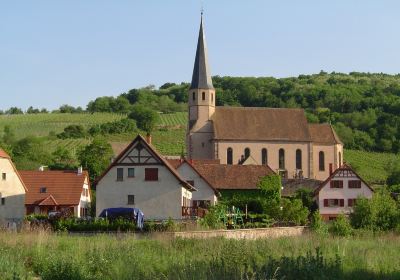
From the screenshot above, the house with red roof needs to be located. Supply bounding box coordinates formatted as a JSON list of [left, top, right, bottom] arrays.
[[20, 169, 91, 218], [314, 163, 374, 221], [0, 149, 27, 227]]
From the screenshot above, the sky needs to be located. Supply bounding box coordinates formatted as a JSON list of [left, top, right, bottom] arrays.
[[1, 0, 400, 110]]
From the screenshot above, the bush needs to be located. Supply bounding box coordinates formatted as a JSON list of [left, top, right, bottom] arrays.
[[330, 214, 352, 237], [88, 118, 137, 136], [57, 125, 87, 139], [310, 210, 328, 235], [279, 198, 309, 226], [128, 105, 160, 134]]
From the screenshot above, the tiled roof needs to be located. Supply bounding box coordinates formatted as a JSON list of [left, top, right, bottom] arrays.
[[193, 163, 275, 190], [309, 123, 342, 145], [167, 159, 220, 169], [212, 107, 311, 142], [281, 179, 322, 197], [20, 170, 89, 205], [0, 149, 11, 159]]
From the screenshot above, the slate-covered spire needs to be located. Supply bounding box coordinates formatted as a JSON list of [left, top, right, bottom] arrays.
[[190, 13, 214, 90]]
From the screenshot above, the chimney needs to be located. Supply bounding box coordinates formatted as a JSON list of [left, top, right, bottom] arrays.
[[77, 166, 83, 175], [145, 133, 152, 145], [38, 166, 48, 171], [329, 163, 333, 176]]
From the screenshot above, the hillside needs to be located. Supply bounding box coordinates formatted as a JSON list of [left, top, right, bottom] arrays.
[[0, 112, 395, 185]]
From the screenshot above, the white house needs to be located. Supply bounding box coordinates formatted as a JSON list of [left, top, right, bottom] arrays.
[[314, 163, 374, 221], [168, 159, 219, 208], [95, 135, 196, 220], [0, 149, 27, 227]]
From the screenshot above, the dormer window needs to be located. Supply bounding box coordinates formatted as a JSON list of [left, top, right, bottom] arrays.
[[40, 187, 47, 193]]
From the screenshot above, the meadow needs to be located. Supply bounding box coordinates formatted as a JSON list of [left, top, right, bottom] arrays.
[[0, 112, 398, 184], [0, 231, 399, 280]]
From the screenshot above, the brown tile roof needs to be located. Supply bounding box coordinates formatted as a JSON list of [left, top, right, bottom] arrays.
[[309, 124, 342, 145], [212, 107, 311, 142], [0, 149, 11, 159], [95, 135, 195, 191], [281, 179, 322, 197], [193, 163, 275, 190], [167, 159, 220, 169], [20, 170, 89, 206]]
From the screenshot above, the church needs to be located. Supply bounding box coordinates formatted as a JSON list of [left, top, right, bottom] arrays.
[[186, 15, 343, 181]]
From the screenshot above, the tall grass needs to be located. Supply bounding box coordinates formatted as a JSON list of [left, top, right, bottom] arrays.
[[0, 231, 399, 279]]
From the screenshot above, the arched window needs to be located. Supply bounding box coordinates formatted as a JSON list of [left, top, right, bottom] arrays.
[[261, 148, 267, 165], [211, 93, 214, 102], [244, 148, 250, 159], [202, 92, 205, 100], [319, 151, 325, 171], [338, 152, 342, 167], [279, 149, 285, 169], [296, 149, 302, 170], [192, 92, 195, 101], [227, 148, 233, 165]]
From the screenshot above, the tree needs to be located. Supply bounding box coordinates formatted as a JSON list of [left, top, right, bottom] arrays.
[[49, 146, 78, 170], [6, 107, 23, 114], [128, 105, 159, 135], [2, 125, 15, 145], [78, 137, 113, 182], [59, 104, 79, 113], [57, 125, 87, 139], [257, 174, 282, 203], [27, 106, 40, 114]]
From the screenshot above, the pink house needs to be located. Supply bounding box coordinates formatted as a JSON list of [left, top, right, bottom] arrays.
[[314, 163, 374, 221]]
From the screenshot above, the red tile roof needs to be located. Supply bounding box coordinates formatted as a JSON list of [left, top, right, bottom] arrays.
[[0, 149, 11, 159], [193, 163, 275, 190], [20, 170, 89, 206]]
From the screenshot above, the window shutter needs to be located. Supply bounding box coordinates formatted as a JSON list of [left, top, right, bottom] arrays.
[[340, 199, 344, 207], [145, 168, 159, 181], [324, 199, 328, 207]]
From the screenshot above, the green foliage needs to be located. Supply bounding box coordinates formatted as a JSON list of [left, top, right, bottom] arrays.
[[257, 174, 282, 203], [12, 136, 52, 169], [57, 125, 87, 139], [78, 137, 113, 182], [310, 210, 329, 235], [88, 118, 137, 136], [5, 107, 23, 114], [128, 105, 160, 134], [330, 214, 353, 237], [294, 188, 315, 211], [199, 204, 226, 229], [49, 146, 78, 170], [58, 104, 83, 114], [351, 190, 399, 231], [87, 96, 132, 114], [280, 198, 310, 225]]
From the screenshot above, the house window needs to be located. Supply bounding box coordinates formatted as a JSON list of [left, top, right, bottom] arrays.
[[279, 149, 285, 169], [348, 180, 361, 189], [202, 92, 205, 100], [227, 148, 233, 165], [330, 180, 343, 188], [192, 92, 195, 101], [127, 195, 135, 205], [187, 180, 195, 187], [193, 200, 211, 208], [145, 168, 158, 181], [348, 198, 357, 207], [324, 199, 344, 207], [261, 148, 267, 165], [117, 168, 124, 181], [2, 173, 6, 180], [338, 152, 342, 167], [128, 168, 135, 178], [40, 187, 47, 193], [244, 148, 250, 159], [1, 197, 4, 205], [319, 151, 325, 171], [296, 149, 302, 170]]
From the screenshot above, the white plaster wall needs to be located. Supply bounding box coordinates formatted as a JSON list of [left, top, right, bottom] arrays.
[[96, 165, 190, 220], [176, 162, 217, 205], [0, 158, 26, 225], [75, 180, 91, 218], [318, 176, 373, 215], [215, 141, 311, 179]]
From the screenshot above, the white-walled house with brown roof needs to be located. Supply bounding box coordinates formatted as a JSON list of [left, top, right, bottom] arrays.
[[0, 149, 27, 227], [20, 169, 91, 218], [314, 164, 373, 221], [95, 135, 195, 221]]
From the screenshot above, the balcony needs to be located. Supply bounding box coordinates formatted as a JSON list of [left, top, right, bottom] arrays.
[[181, 206, 207, 218]]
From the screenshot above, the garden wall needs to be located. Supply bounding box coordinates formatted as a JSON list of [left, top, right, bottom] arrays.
[[167, 226, 307, 240]]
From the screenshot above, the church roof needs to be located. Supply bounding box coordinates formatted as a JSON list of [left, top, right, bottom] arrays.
[[190, 15, 214, 90], [212, 107, 311, 142], [309, 123, 343, 145]]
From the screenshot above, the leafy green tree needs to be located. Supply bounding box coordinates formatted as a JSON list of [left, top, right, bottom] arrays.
[[57, 125, 87, 139], [5, 107, 23, 114], [78, 137, 113, 182], [330, 214, 352, 237], [49, 146, 78, 170], [128, 105, 159, 135], [2, 125, 15, 145], [257, 174, 282, 203], [294, 188, 315, 211], [280, 198, 309, 225]]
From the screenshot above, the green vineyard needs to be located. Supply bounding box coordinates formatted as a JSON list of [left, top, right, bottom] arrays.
[[158, 112, 187, 127]]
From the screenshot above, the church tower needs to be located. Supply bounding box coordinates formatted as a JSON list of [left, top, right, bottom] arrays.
[[187, 13, 215, 160]]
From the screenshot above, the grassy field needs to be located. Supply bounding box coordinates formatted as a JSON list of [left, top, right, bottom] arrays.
[[0, 112, 397, 184], [0, 231, 399, 280]]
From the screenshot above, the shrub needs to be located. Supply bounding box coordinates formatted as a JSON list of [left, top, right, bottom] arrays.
[[257, 175, 282, 203], [57, 125, 87, 139], [310, 210, 328, 235], [199, 204, 226, 229], [330, 214, 352, 237], [280, 198, 309, 225]]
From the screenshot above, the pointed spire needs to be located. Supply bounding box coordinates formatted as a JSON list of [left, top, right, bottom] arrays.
[[190, 13, 214, 90]]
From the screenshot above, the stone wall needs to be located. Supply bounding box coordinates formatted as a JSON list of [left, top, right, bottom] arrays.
[[169, 226, 307, 240]]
